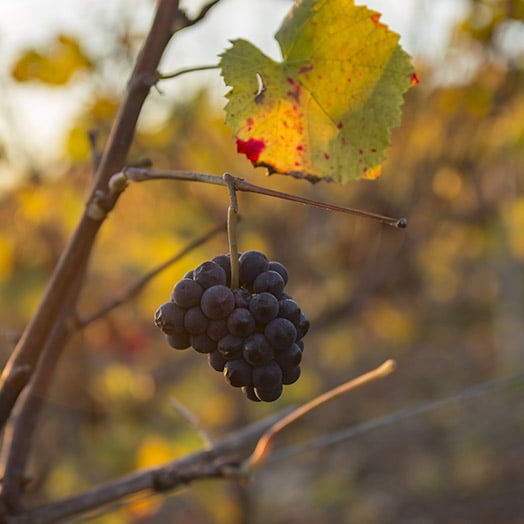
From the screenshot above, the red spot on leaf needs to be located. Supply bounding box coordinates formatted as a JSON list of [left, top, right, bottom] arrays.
[[371, 148, 377, 153], [323, 153, 330, 160], [298, 64, 314, 74], [246, 117, 254, 127], [410, 72, 419, 86], [296, 145, 304, 151], [236, 138, 266, 163], [286, 77, 301, 101], [337, 122, 344, 129], [371, 13, 387, 29]]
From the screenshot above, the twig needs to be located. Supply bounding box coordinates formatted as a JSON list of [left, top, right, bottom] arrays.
[[157, 64, 219, 81], [121, 168, 407, 228], [169, 398, 214, 450], [6, 410, 290, 524], [244, 359, 396, 472], [174, 0, 222, 31], [266, 369, 524, 464], [78, 222, 226, 327], [235, 178, 408, 229]]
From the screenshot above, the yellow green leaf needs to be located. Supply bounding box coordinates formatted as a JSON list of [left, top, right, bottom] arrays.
[[220, 0, 417, 183]]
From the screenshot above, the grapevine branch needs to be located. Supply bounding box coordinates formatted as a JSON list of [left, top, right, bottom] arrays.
[[267, 368, 524, 464], [0, 270, 86, 510], [0, 0, 182, 434], [5, 411, 289, 524], [7, 363, 521, 523], [78, 221, 226, 327], [120, 168, 408, 228], [244, 359, 396, 471]]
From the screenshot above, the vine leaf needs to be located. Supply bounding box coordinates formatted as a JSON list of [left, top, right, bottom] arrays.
[[220, 0, 417, 183]]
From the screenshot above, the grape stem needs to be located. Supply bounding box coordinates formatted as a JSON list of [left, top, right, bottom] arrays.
[[156, 64, 220, 81], [223, 173, 240, 289], [243, 359, 397, 473], [120, 168, 408, 228]]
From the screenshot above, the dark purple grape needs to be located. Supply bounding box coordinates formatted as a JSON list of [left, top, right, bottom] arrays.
[[154, 302, 186, 335], [242, 386, 261, 402], [249, 292, 279, 324], [274, 343, 302, 369], [255, 385, 283, 402], [296, 314, 310, 339], [253, 270, 285, 297], [268, 261, 288, 285], [171, 279, 203, 308], [224, 359, 253, 387], [194, 260, 227, 289], [212, 254, 232, 285], [183, 306, 208, 335], [207, 318, 229, 342], [158, 252, 307, 402], [166, 332, 190, 350], [239, 250, 269, 287], [227, 308, 256, 338], [200, 285, 235, 319], [265, 318, 297, 351], [208, 351, 226, 372], [190, 333, 216, 353], [243, 334, 273, 366], [281, 365, 301, 385], [253, 360, 282, 389], [278, 298, 302, 325], [233, 288, 251, 308], [217, 334, 244, 360]]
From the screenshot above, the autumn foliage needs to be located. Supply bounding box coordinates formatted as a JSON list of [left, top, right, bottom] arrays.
[[1, 0, 524, 522]]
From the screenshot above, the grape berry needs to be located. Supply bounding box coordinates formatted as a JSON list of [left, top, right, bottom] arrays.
[[154, 251, 309, 402]]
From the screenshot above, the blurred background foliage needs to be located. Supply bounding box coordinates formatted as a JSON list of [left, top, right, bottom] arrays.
[[1, 0, 524, 522]]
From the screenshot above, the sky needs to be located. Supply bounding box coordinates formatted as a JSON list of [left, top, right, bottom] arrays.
[[0, 0, 469, 186]]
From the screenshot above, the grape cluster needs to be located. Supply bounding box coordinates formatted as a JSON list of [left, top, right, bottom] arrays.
[[154, 250, 309, 402]]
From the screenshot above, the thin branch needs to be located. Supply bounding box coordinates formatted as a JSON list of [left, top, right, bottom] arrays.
[[169, 398, 214, 450], [78, 222, 226, 327], [157, 64, 219, 81], [175, 0, 222, 31], [266, 369, 524, 465], [6, 410, 290, 524], [235, 178, 408, 229], [244, 360, 396, 472], [121, 168, 407, 228], [123, 167, 225, 186]]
